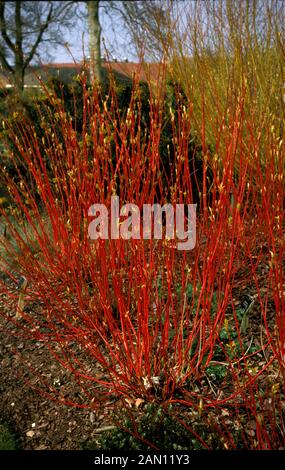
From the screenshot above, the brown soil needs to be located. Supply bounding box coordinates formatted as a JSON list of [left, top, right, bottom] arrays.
[[0, 291, 113, 450]]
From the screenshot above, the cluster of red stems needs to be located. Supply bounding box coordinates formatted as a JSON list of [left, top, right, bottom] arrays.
[[0, 70, 284, 449]]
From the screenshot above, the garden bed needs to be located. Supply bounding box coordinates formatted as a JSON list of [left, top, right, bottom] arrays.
[[1, 257, 283, 450]]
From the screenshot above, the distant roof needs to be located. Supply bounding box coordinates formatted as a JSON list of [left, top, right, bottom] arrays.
[[0, 61, 162, 88], [40, 61, 161, 83], [102, 61, 161, 82]]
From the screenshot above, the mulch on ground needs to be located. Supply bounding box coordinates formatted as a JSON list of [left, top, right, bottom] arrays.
[[0, 291, 113, 450]]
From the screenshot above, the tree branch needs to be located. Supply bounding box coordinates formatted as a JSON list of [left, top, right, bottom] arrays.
[[0, 1, 16, 52], [23, 3, 53, 70], [0, 48, 14, 74], [15, 1, 23, 64]]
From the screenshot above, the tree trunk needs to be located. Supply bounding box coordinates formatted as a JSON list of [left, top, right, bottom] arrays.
[[14, 1, 24, 94], [88, 0, 102, 84], [14, 67, 24, 93]]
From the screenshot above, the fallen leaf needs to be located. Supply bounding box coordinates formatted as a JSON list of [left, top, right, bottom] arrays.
[[124, 397, 133, 407], [90, 411, 95, 424], [135, 398, 144, 409]]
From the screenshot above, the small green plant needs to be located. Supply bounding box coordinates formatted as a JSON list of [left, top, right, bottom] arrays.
[[80, 439, 99, 451], [237, 295, 256, 334], [98, 404, 208, 451], [208, 295, 260, 366], [0, 423, 19, 450], [205, 363, 228, 384], [155, 279, 218, 323]]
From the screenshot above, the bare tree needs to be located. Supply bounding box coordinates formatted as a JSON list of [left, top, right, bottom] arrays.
[[0, 1, 77, 93], [115, 0, 169, 60]]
